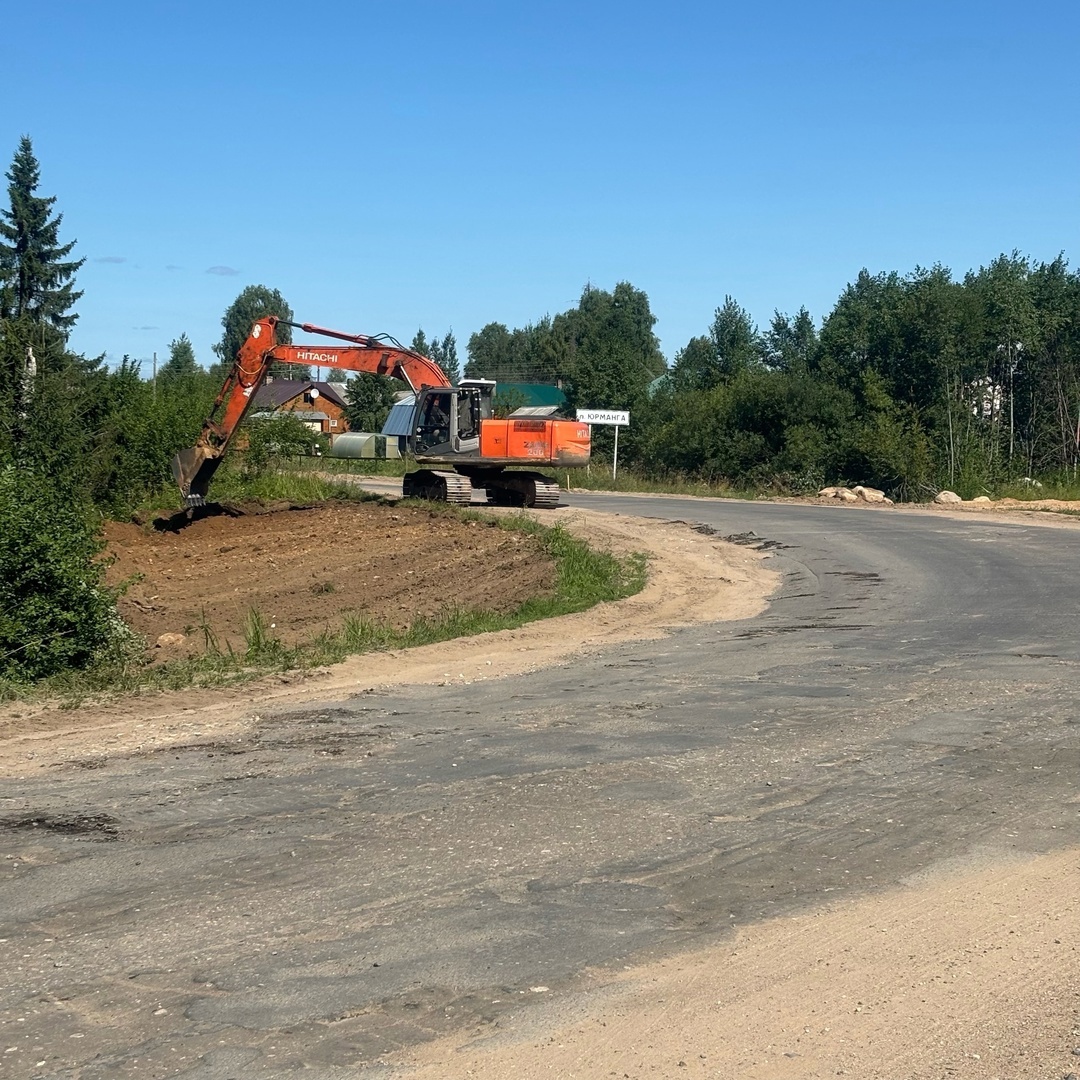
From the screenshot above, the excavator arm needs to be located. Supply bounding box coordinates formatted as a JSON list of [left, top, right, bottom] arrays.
[[171, 317, 450, 505]]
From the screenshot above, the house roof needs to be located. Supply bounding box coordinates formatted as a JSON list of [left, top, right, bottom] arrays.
[[253, 380, 348, 410], [383, 396, 417, 437], [497, 382, 567, 407]]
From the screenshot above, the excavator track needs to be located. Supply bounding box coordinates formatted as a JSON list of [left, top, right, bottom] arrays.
[[485, 472, 562, 509], [402, 470, 474, 505], [529, 478, 562, 509]]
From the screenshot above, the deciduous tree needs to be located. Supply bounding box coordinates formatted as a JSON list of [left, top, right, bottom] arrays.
[[344, 373, 400, 432], [212, 285, 303, 379]]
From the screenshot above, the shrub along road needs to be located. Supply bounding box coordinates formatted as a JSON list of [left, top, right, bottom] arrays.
[[1, 496, 1079, 1079]]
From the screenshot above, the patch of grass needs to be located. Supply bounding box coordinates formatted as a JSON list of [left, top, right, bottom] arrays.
[[130, 459, 385, 519], [293, 456, 409, 478], [8, 508, 647, 704], [238, 457, 757, 502], [567, 464, 761, 500], [208, 464, 383, 505], [989, 477, 1080, 501]]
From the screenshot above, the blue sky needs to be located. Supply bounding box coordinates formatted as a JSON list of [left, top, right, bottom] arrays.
[[6, 0, 1078, 371]]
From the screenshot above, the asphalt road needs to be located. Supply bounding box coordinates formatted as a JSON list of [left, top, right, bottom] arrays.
[[2, 496, 1079, 1079]]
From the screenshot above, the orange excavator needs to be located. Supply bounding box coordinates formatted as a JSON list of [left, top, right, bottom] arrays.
[[171, 316, 590, 509]]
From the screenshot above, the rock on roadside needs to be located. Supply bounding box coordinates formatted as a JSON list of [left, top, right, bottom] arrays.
[[819, 486, 894, 506]]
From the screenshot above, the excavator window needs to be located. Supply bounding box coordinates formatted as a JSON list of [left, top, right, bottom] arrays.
[[458, 390, 480, 441], [418, 392, 452, 450]]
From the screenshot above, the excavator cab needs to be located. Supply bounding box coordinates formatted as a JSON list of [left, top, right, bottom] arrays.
[[411, 381, 495, 456]]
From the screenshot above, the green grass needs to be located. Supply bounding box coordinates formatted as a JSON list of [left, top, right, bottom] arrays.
[[293, 455, 409, 478], [987, 477, 1080, 501], [567, 464, 760, 499], [131, 460, 387, 518], [207, 465, 385, 505], [2, 510, 647, 705], [267, 451, 758, 499]]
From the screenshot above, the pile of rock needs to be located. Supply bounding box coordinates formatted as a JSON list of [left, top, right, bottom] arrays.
[[932, 491, 993, 505], [818, 485, 895, 506]]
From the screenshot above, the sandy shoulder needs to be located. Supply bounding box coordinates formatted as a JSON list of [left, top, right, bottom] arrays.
[[390, 845, 1080, 1080], [0, 508, 777, 778]]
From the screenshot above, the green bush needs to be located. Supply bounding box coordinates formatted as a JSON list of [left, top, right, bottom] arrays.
[[244, 413, 330, 475], [0, 468, 122, 681]]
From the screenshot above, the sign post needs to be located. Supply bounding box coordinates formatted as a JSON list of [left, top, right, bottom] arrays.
[[576, 409, 630, 482]]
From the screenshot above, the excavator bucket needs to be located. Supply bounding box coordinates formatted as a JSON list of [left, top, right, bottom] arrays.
[[170, 445, 221, 507]]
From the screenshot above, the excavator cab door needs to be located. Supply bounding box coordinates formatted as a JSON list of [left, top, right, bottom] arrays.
[[453, 388, 482, 453], [414, 389, 454, 453]]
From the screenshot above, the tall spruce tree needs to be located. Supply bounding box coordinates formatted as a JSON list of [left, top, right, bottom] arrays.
[[429, 330, 460, 384], [160, 332, 200, 380], [0, 136, 84, 332]]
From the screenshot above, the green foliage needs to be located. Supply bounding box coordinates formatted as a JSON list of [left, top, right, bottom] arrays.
[[669, 335, 717, 391], [244, 413, 329, 474], [0, 136, 84, 332], [87, 360, 219, 514], [465, 321, 513, 377], [412, 327, 460, 383], [559, 281, 666, 412], [637, 368, 857, 490], [488, 386, 526, 418], [0, 468, 122, 682], [212, 284, 300, 378], [622, 256, 1080, 498], [464, 280, 663, 466], [344, 372, 400, 431], [464, 282, 664, 405], [765, 307, 818, 373], [428, 329, 460, 384], [205, 464, 377, 505]]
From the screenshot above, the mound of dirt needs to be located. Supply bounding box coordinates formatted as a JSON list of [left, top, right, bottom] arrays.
[[103, 500, 556, 659]]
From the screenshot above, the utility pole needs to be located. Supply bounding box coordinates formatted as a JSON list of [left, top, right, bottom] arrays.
[[152, 352, 157, 402]]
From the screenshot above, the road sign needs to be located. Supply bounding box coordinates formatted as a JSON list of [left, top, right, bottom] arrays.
[[576, 409, 630, 481], [576, 409, 629, 426]]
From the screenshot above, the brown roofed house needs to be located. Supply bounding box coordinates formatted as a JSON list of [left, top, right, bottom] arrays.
[[251, 380, 350, 438]]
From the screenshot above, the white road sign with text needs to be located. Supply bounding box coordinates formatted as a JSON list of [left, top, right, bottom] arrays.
[[577, 409, 629, 426]]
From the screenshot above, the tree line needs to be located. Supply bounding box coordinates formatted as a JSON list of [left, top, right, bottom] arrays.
[[463, 261, 1080, 499]]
